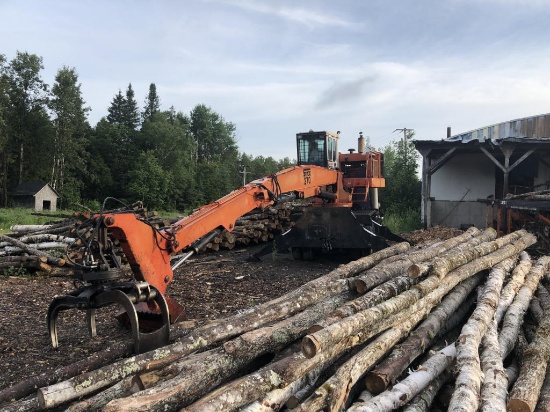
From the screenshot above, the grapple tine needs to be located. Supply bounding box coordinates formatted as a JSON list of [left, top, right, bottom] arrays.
[[86, 308, 97, 338], [94, 286, 170, 354], [47, 295, 89, 349]]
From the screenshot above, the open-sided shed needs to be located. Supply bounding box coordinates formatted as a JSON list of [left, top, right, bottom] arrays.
[[12, 182, 60, 211], [414, 113, 550, 229]]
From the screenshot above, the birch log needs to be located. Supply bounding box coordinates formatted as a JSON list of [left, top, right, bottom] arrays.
[[448, 258, 516, 412], [302, 231, 535, 360], [408, 227, 497, 278], [402, 369, 452, 412], [480, 320, 507, 412], [346, 343, 456, 412], [310, 273, 421, 331], [365, 272, 483, 394], [49, 292, 351, 412], [0, 235, 65, 266], [508, 310, 550, 411], [353, 226, 479, 293], [297, 306, 430, 412], [499, 256, 550, 360], [38, 244, 407, 409], [240, 362, 330, 412], [429, 229, 521, 279], [494, 251, 532, 324]]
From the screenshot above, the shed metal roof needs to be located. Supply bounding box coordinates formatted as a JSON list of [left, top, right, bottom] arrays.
[[447, 113, 550, 143]]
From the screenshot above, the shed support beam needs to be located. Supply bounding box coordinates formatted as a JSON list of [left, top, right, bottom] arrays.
[[480, 145, 536, 197], [417, 147, 458, 229]]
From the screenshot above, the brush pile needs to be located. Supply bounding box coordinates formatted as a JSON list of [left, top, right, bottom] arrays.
[[2, 226, 550, 411]]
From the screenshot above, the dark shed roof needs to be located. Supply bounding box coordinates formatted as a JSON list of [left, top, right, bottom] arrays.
[[13, 182, 59, 197]]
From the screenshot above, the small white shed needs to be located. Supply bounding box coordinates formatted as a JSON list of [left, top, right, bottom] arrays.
[[12, 182, 60, 211]]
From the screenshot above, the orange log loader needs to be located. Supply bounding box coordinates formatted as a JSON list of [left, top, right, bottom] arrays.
[[47, 130, 402, 353]]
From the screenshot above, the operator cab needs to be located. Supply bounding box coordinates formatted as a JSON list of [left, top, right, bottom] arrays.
[[296, 130, 339, 169]]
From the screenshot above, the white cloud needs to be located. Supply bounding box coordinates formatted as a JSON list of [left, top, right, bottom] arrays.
[[209, 0, 355, 28]]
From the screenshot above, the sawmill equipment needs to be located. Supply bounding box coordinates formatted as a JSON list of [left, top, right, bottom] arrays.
[[47, 131, 401, 353]]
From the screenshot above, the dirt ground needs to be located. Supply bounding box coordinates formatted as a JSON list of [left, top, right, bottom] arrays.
[[0, 226, 462, 394]]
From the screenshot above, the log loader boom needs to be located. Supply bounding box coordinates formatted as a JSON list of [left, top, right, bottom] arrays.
[[47, 130, 399, 353]]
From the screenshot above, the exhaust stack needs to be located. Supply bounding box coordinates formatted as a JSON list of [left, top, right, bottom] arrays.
[[358, 132, 366, 154]]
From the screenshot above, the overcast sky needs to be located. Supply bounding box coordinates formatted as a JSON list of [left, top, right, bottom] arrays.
[[1, 0, 549, 159]]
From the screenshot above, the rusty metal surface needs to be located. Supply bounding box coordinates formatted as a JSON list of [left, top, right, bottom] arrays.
[[448, 113, 550, 143]]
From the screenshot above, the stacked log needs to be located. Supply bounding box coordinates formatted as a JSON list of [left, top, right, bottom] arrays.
[[6, 227, 550, 411], [201, 204, 296, 251]]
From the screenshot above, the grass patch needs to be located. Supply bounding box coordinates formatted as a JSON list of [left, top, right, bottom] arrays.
[[382, 208, 422, 235], [0, 208, 71, 233]]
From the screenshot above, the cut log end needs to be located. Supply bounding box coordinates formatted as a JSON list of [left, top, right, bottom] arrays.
[[508, 398, 533, 412], [365, 373, 388, 395], [301, 335, 320, 359], [354, 279, 368, 294], [407, 264, 422, 278]]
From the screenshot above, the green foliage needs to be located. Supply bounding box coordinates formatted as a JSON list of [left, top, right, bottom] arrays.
[[142, 83, 160, 122], [382, 208, 422, 234], [379, 133, 422, 233], [49, 66, 90, 207], [0, 51, 298, 214], [126, 151, 172, 210]]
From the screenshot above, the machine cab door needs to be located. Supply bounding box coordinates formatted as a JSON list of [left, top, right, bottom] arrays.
[[296, 131, 339, 169]]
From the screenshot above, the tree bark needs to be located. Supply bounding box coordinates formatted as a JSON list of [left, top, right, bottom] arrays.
[[310, 273, 421, 331], [480, 320, 507, 412], [66, 375, 142, 412], [346, 343, 456, 412], [509, 311, 550, 412], [0, 235, 65, 266], [494, 251, 532, 324], [38, 244, 407, 409], [240, 362, 329, 412], [75, 293, 351, 412], [408, 227, 497, 278], [297, 306, 430, 412], [534, 362, 550, 412], [0, 341, 132, 404], [499, 256, 550, 360], [353, 227, 480, 293], [302, 231, 535, 360], [401, 369, 452, 412], [448, 258, 516, 412], [365, 272, 483, 394]]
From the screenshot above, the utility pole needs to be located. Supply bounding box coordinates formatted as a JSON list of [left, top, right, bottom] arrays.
[[239, 166, 249, 186], [394, 127, 414, 157]]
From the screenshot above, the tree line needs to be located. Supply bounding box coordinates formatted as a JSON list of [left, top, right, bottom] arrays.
[[0, 51, 420, 218], [0, 51, 292, 211]]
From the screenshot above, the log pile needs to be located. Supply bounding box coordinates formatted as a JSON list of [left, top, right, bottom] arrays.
[[0, 204, 298, 276], [5, 227, 550, 411], [200, 204, 298, 252]]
